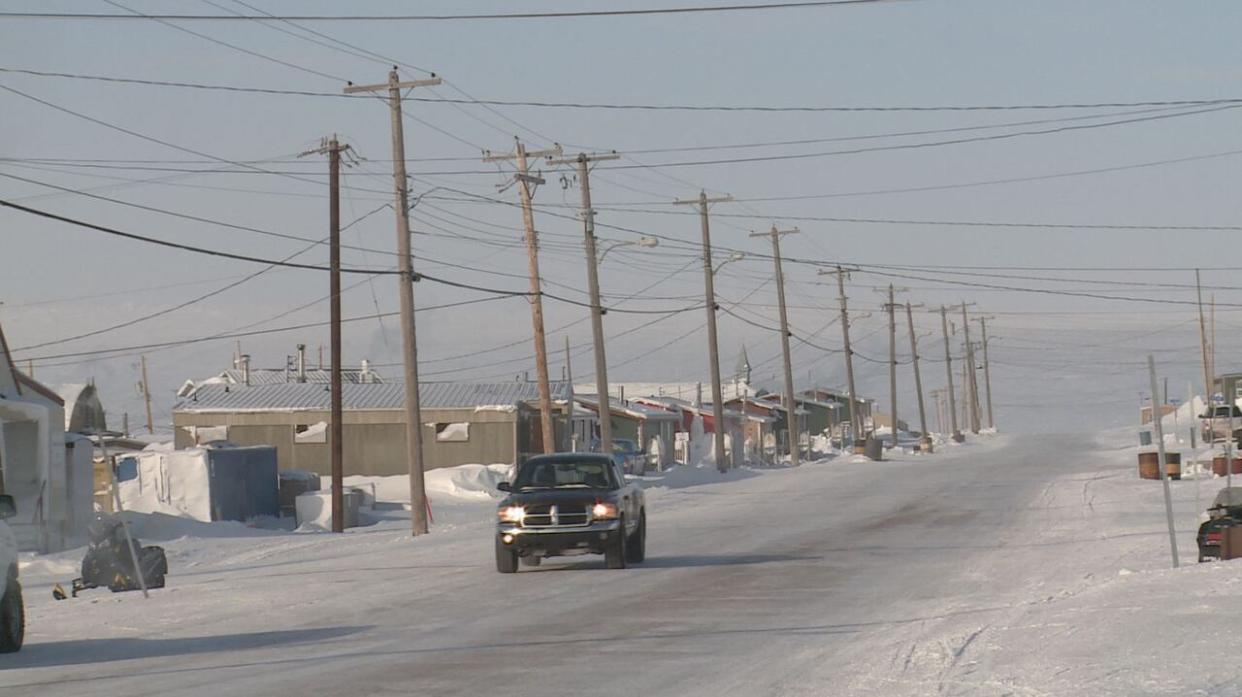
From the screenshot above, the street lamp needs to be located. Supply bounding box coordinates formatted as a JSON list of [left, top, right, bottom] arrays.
[[597, 236, 659, 263], [713, 251, 745, 275]]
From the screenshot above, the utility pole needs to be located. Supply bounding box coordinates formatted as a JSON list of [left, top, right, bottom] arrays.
[[1196, 269, 1214, 448], [750, 226, 800, 464], [1147, 355, 1180, 569], [674, 191, 733, 472], [938, 306, 963, 442], [345, 68, 440, 536], [960, 304, 982, 434], [547, 150, 618, 454], [974, 316, 996, 430], [484, 138, 564, 454], [821, 267, 863, 453], [565, 335, 576, 451], [877, 285, 904, 449], [140, 354, 154, 434], [301, 135, 354, 532], [905, 302, 931, 452]]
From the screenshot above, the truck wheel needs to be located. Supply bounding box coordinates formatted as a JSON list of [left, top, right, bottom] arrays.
[[495, 538, 519, 574], [605, 521, 628, 569], [626, 513, 646, 564], [0, 579, 24, 653]]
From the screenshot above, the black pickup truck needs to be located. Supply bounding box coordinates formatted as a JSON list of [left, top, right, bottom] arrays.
[[494, 453, 646, 573]]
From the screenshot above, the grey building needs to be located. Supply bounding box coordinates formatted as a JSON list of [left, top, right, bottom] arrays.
[[173, 381, 572, 476]]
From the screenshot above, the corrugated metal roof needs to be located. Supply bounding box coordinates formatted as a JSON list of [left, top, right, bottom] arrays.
[[220, 368, 383, 385], [175, 381, 570, 413]]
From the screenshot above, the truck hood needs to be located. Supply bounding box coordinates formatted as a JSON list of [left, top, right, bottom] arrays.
[[501, 488, 619, 507]]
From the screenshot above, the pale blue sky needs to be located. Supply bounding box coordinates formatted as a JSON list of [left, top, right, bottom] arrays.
[[3, 0, 1242, 432]]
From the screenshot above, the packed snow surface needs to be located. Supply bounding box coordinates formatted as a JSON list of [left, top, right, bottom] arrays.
[[10, 431, 1242, 696]]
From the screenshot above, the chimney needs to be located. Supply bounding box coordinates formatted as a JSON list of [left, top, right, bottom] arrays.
[[296, 344, 307, 383], [241, 354, 251, 386], [361, 359, 371, 383]]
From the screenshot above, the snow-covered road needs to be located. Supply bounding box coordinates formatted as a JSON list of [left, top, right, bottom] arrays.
[[5, 432, 1240, 696]]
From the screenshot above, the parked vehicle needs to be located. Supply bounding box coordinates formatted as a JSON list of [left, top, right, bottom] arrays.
[[59, 514, 168, 597], [590, 438, 647, 475], [1196, 487, 1242, 562], [1199, 405, 1242, 443], [0, 494, 24, 653], [494, 453, 646, 573]]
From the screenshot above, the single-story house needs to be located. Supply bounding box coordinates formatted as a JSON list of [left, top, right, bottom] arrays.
[[803, 388, 872, 435], [573, 395, 680, 469], [0, 322, 93, 552], [173, 380, 572, 476]]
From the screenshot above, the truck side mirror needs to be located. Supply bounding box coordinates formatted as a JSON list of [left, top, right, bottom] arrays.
[[0, 494, 15, 520], [497, 482, 512, 493]]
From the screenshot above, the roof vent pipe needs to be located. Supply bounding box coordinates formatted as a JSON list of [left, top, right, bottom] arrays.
[[296, 344, 307, 383], [241, 354, 251, 386]]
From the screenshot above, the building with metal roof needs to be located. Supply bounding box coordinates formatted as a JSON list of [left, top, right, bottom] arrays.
[[172, 381, 572, 476]]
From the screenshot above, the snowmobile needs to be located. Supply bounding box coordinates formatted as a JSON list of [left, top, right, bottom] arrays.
[[52, 514, 167, 599]]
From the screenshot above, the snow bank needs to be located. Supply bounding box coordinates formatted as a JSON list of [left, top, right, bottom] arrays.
[[343, 463, 512, 507]]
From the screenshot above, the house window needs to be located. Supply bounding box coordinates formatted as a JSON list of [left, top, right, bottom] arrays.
[[435, 422, 470, 443], [295, 422, 328, 444]]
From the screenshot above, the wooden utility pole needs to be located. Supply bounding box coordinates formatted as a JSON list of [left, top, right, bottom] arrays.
[[140, 354, 154, 434], [1196, 269, 1214, 441], [905, 302, 931, 452], [750, 226, 800, 464], [301, 135, 355, 532], [674, 191, 733, 472], [974, 316, 996, 430], [879, 285, 902, 449], [960, 304, 982, 434], [820, 267, 863, 452], [564, 335, 576, 451], [547, 150, 619, 454], [327, 137, 345, 533], [484, 138, 563, 454], [345, 69, 440, 536], [938, 306, 963, 442]]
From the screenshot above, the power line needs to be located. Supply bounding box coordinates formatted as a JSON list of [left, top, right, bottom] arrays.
[[0, 199, 705, 315], [11, 68, 1242, 115], [0, 2, 914, 22], [20, 296, 515, 364]]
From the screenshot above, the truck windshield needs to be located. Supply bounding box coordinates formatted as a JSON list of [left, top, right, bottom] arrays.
[[513, 460, 617, 490]]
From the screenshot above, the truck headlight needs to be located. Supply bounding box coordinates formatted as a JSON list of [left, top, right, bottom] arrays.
[[592, 502, 619, 519], [498, 506, 526, 523]]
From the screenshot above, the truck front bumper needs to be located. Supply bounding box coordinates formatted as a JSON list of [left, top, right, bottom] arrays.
[[497, 520, 622, 555]]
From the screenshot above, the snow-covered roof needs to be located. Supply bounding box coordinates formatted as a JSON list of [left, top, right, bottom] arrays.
[[575, 395, 680, 421], [575, 381, 755, 402], [176, 381, 571, 413]]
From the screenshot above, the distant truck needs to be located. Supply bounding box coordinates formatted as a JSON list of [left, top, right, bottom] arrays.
[[0, 494, 25, 652], [494, 453, 646, 572]]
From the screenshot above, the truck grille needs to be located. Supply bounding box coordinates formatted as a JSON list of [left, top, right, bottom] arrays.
[[522, 503, 590, 528]]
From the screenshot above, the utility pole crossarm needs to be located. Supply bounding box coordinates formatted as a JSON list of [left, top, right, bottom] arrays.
[[343, 75, 442, 94]]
